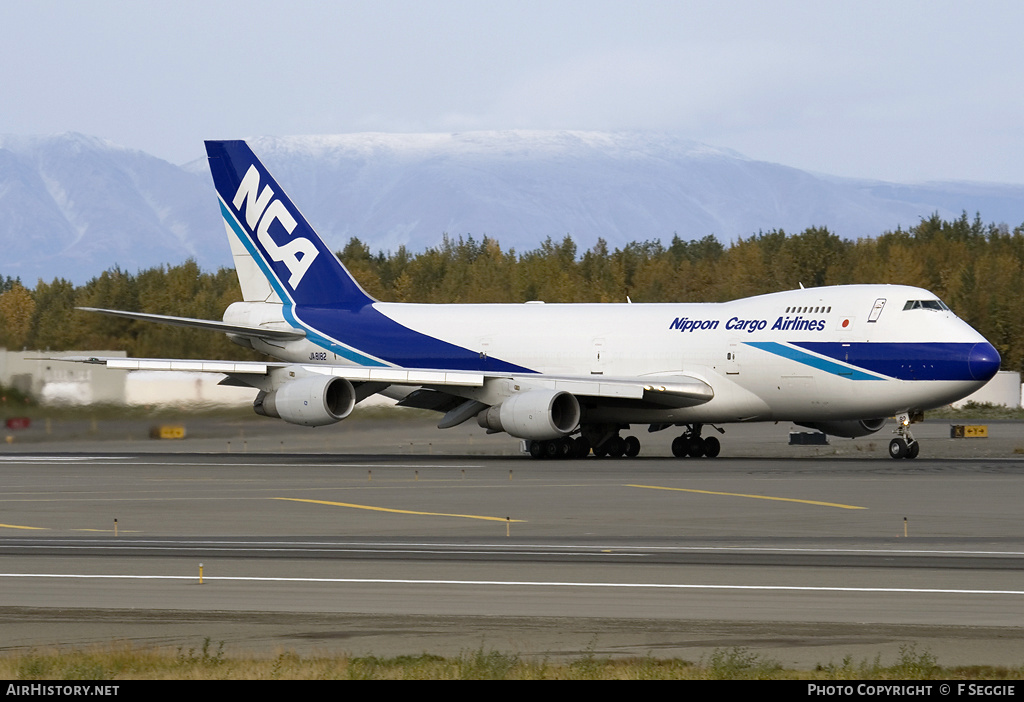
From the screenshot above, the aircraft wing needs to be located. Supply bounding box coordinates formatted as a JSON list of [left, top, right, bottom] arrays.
[[61, 356, 485, 388], [58, 356, 713, 406]]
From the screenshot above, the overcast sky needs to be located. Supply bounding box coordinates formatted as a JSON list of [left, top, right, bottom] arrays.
[[2, 0, 1022, 183]]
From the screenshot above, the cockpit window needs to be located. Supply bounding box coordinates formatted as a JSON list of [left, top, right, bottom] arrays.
[[903, 299, 950, 311]]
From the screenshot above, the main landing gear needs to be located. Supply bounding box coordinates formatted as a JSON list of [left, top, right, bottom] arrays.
[[888, 411, 921, 459], [527, 423, 726, 460], [592, 434, 641, 458], [528, 436, 593, 460], [527, 425, 643, 460], [670, 424, 721, 458]]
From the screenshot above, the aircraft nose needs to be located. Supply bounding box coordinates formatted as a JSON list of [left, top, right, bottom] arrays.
[[968, 342, 1000, 381]]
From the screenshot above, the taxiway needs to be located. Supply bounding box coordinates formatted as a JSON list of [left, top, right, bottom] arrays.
[[1, 418, 1023, 668]]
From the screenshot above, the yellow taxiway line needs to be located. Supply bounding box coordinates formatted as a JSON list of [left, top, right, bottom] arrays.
[[626, 485, 866, 510], [273, 497, 525, 522], [0, 523, 47, 530]]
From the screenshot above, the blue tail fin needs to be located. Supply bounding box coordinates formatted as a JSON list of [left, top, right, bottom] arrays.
[[205, 140, 374, 309]]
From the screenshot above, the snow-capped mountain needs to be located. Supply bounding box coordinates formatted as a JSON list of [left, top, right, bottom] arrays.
[[2, 131, 1023, 284], [0, 133, 218, 282]]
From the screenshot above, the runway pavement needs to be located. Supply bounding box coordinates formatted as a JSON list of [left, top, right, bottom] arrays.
[[1, 417, 1023, 669]]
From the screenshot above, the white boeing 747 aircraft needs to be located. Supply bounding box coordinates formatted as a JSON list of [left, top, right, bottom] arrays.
[[72, 140, 1001, 460]]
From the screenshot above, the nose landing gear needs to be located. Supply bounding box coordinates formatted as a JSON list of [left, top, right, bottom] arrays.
[[889, 411, 921, 459]]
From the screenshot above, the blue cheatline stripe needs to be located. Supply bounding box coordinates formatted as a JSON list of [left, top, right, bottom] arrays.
[[219, 201, 387, 367], [795, 342, 996, 382], [298, 306, 537, 373], [745, 341, 886, 380]]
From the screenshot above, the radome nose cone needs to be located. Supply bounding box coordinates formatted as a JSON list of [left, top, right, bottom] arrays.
[[969, 342, 1001, 381]]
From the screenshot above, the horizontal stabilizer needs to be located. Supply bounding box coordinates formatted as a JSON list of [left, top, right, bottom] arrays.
[[77, 307, 305, 341]]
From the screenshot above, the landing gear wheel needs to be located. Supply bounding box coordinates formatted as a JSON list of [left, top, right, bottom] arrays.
[[906, 441, 920, 459], [703, 436, 721, 458], [543, 440, 561, 459], [606, 435, 626, 458], [623, 435, 641, 457], [889, 438, 908, 459], [560, 437, 575, 458], [687, 437, 705, 457], [573, 436, 592, 458], [671, 436, 688, 458]]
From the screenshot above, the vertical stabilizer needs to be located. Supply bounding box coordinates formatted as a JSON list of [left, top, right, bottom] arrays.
[[205, 140, 375, 309]]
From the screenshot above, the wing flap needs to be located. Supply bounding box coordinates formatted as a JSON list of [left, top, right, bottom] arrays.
[[59, 356, 273, 374], [302, 365, 485, 387], [510, 374, 714, 406], [55, 356, 486, 388]]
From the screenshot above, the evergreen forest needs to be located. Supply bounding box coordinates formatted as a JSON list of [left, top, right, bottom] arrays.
[[2, 212, 1023, 373]]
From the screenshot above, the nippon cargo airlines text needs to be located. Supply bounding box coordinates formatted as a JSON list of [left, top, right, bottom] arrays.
[[669, 315, 827, 333]]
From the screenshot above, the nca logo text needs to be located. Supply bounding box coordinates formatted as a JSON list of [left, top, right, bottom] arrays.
[[232, 165, 319, 289]]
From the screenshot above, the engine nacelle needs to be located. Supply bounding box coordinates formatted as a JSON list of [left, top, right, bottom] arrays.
[[796, 417, 886, 438], [476, 389, 581, 440], [254, 376, 356, 427]]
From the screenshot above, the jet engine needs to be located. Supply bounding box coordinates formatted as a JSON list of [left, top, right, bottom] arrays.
[[796, 417, 886, 438], [476, 389, 581, 440], [254, 376, 356, 427]]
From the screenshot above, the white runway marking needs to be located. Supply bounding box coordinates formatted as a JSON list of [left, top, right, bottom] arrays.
[[0, 456, 125, 462], [0, 456, 481, 469], [2, 539, 1024, 557], [0, 573, 1022, 596]]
